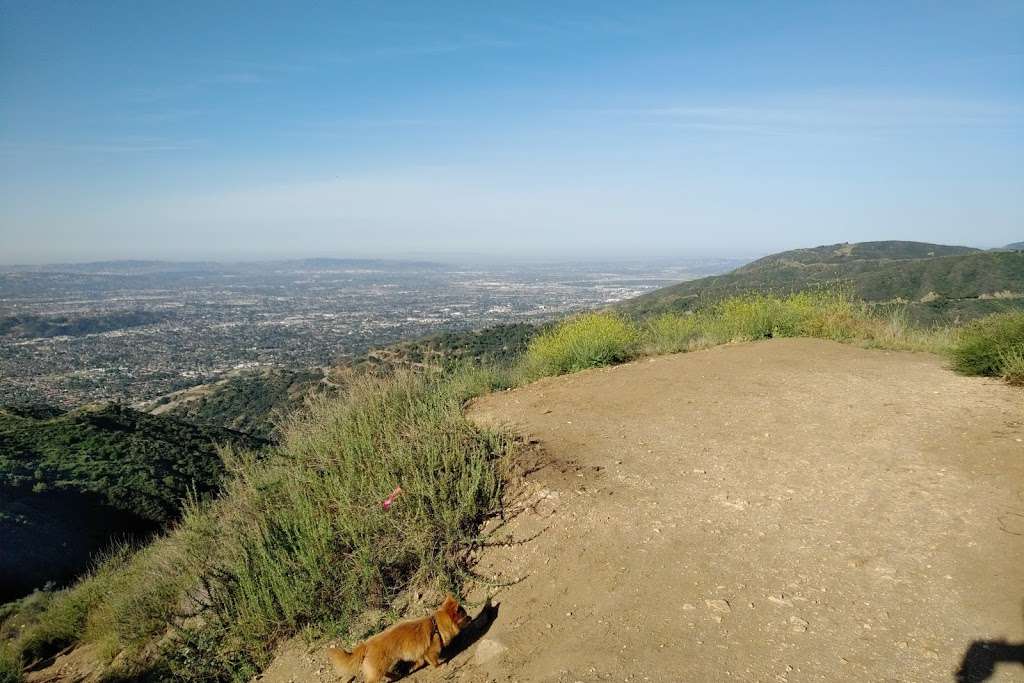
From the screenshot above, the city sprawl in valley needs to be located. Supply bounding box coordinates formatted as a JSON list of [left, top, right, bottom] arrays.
[[0, 257, 742, 406]]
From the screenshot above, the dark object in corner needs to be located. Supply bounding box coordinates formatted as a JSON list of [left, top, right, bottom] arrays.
[[956, 640, 1024, 682]]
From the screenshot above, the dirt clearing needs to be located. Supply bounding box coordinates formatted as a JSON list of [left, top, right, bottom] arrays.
[[459, 339, 1023, 682]]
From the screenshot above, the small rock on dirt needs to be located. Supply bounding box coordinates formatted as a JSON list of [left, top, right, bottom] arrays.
[[705, 599, 732, 614], [474, 638, 508, 664]]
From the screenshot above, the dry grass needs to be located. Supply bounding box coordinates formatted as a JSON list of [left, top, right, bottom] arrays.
[[999, 346, 1024, 385], [0, 644, 21, 683], [10, 547, 131, 667], [638, 291, 956, 360], [0, 368, 513, 681], [950, 311, 1024, 377]]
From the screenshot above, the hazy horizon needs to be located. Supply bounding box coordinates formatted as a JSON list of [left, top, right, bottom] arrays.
[[2, 3, 1021, 262], [3, 238, 1020, 269], [0, 246, 757, 268]]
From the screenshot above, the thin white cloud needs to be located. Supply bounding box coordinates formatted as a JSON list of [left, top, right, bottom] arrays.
[[590, 93, 1023, 135]]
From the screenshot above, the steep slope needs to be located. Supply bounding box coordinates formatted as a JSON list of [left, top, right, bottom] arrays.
[[0, 404, 265, 522], [0, 404, 264, 600], [623, 242, 1024, 323]]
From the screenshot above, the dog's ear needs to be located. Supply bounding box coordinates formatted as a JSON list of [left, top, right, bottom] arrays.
[[442, 594, 457, 614]]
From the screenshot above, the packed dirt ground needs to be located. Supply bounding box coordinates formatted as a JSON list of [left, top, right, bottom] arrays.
[[40, 339, 1023, 682], [458, 339, 1024, 682]]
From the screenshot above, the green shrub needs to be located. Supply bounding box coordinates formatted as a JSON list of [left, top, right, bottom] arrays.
[[857, 306, 957, 354], [522, 313, 640, 377], [704, 291, 863, 342], [711, 294, 787, 340], [643, 313, 705, 354], [158, 622, 246, 683], [950, 312, 1024, 376], [84, 531, 204, 659], [0, 645, 22, 683], [637, 291, 961, 358], [1000, 346, 1024, 385], [14, 547, 127, 664], [443, 364, 517, 404], [641, 291, 869, 352], [0, 591, 53, 643], [126, 369, 508, 679]]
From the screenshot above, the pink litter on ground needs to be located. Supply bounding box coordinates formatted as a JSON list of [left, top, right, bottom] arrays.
[[382, 485, 403, 510]]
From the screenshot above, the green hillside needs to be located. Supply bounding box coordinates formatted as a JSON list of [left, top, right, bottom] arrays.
[[141, 325, 539, 440], [354, 323, 539, 374], [149, 368, 331, 440], [623, 242, 1024, 323], [0, 404, 264, 600], [735, 240, 977, 272], [0, 404, 265, 522], [0, 311, 168, 339]]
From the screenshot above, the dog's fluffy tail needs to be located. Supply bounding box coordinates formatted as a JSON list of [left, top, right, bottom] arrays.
[[327, 644, 366, 679]]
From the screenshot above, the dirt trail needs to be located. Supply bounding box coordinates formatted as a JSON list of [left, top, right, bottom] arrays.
[[261, 338, 1024, 683]]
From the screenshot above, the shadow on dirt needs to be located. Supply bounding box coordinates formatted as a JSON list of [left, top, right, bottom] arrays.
[[445, 598, 500, 660], [955, 640, 1024, 682]]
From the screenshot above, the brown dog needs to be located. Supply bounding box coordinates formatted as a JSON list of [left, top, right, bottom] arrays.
[[327, 595, 471, 682]]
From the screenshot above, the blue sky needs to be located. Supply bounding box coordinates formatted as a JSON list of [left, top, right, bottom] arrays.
[[1, 1, 1021, 263]]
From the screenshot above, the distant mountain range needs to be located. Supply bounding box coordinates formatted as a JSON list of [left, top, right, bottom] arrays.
[[0, 257, 448, 275], [621, 241, 1024, 323]]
